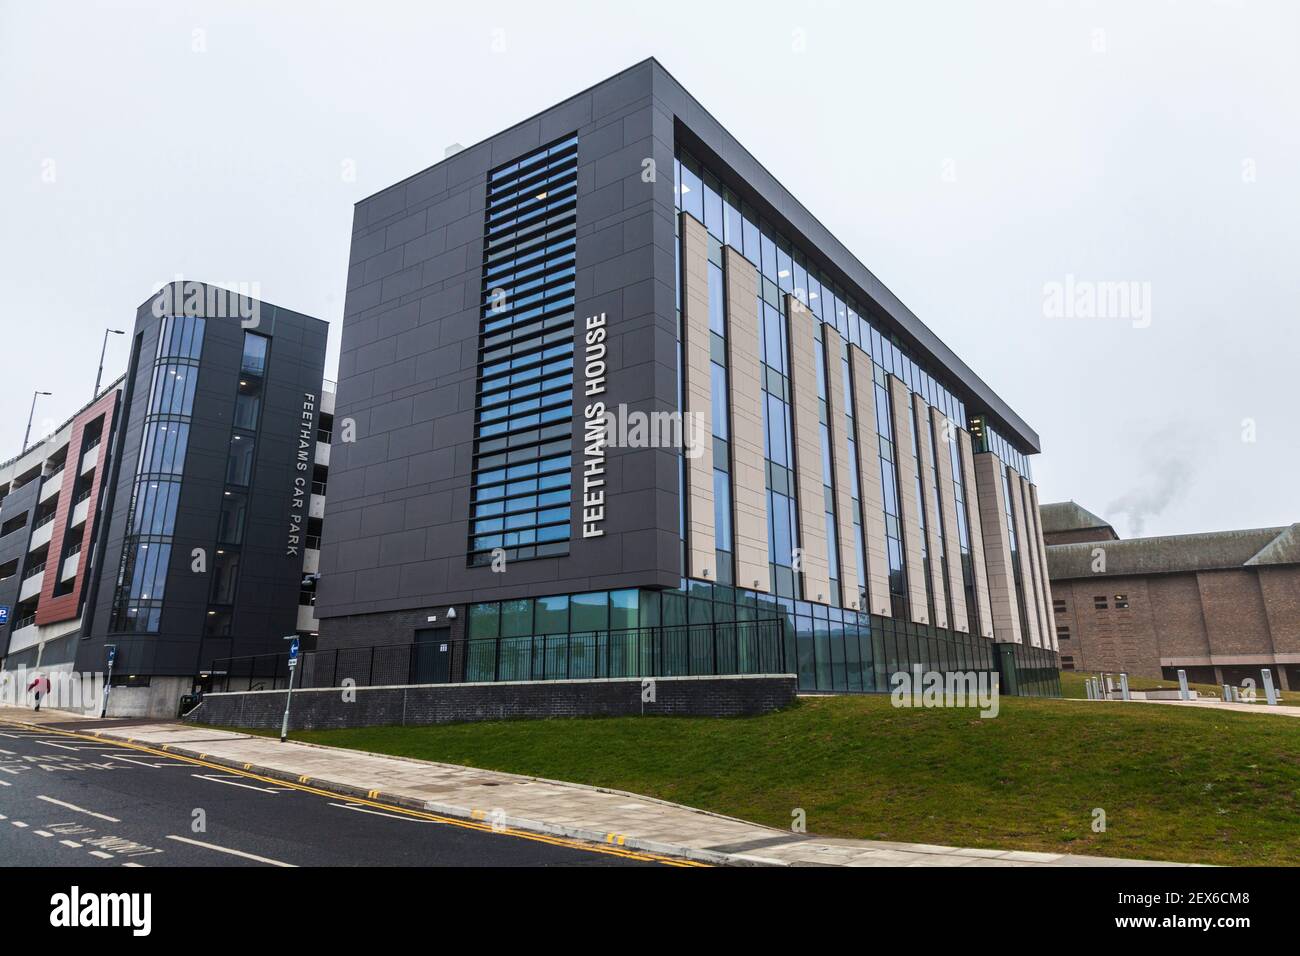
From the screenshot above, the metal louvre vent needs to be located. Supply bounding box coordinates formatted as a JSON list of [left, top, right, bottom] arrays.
[[468, 133, 579, 567]]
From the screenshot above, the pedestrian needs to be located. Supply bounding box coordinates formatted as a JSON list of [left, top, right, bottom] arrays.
[[27, 672, 51, 712]]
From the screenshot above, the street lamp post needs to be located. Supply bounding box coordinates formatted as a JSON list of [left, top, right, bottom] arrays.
[[21, 390, 52, 456], [94, 328, 125, 399]]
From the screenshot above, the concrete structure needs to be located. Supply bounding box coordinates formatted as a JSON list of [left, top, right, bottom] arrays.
[[316, 58, 1059, 697], [1042, 501, 1300, 689]]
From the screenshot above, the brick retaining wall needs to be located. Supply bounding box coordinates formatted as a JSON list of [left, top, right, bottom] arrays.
[[187, 674, 797, 730]]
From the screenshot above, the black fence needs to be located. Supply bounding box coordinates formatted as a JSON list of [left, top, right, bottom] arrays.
[[210, 620, 788, 693]]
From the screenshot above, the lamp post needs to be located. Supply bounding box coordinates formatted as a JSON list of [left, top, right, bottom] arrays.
[[94, 328, 125, 399], [22, 390, 52, 456]]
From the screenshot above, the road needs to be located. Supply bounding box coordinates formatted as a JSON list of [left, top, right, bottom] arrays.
[[0, 719, 669, 867]]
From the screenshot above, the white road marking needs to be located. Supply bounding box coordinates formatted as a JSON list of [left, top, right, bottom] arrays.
[[60, 840, 83, 848], [328, 802, 431, 823], [89, 850, 113, 859], [191, 773, 286, 794], [165, 835, 296, 867], [103, 753, 173, 769], [0, 813, 6, 819], [122, 862, 144, 868], [33, 830, 53, 837], [0, 780, 10, 786], [36, 740, 83, 752], [37, 795, 122, 823], [0, 747, 14, 754], [11, 820, 28, 828]]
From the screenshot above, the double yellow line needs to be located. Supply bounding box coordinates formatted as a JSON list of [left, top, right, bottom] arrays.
[[1, 720, 704, 867]]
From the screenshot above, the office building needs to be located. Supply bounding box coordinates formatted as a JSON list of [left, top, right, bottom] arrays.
[[316, 59, 1059, 697]]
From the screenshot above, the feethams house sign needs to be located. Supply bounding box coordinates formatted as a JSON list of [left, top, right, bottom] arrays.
[[581, 312, 607, 538]]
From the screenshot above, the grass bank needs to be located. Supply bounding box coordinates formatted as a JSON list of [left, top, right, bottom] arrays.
[[237, 693, 1300, 865]]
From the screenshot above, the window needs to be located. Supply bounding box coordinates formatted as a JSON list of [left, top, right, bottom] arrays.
[[137, 421, 189, 475], [1057, 626, 1071, 642], [130, 479, 181, 536], [713, 470, 733, 553], [156, 315, 205, 361], [570, 591, 608, 633], [149, 363, 199, 417], [210, 550, 241, 604], [1114, 594, 1130, 610], [469, 133, 579, 566], [234, 377, 263, 430], [225, 434, 256, 486], [217, 492, 248, 545], [1093, 595, 1108, 610], [1053, 598, 1066, 614], [204, 609, 233, 638], [240, 333, 269, 376]]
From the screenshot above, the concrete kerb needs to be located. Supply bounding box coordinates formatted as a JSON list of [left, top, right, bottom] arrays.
[[6, 717, 783, 867]]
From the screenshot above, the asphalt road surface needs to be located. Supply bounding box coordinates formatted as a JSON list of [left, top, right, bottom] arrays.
[[0, 719, 671, 867]]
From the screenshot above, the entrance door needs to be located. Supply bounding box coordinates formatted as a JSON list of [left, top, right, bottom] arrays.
[[413, 627, 452, 684]]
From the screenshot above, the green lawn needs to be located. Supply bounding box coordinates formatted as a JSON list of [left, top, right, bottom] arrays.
[[242, 693, 1300, 866], [1061, 670, 1294, 704]]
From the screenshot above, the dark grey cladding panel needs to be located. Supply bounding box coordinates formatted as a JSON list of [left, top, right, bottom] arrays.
[[321, 61, 680, 624]]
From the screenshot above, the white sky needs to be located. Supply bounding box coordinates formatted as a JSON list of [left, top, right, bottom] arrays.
[[2, 0, 1296, 538]]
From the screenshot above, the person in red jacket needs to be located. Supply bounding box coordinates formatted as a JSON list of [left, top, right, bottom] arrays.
[[27, 673, 51, 712]]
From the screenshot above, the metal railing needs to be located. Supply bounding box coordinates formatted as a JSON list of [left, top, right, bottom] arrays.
[[210, 620, 786, 693]]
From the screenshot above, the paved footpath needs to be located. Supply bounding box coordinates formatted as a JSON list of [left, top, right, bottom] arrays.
[[0, 706, 1191, 867]]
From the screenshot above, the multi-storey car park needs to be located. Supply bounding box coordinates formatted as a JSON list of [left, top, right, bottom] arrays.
[[311, 59, 1060, 702], [0, 281, 334, 716]]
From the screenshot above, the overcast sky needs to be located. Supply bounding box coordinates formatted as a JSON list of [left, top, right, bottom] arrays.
[[2, 0, 1295, 538]]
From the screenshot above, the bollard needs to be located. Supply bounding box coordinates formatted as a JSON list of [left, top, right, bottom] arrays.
[[1120, 673, 1130, 701], [1084, 678, 1093, 700], [1177, 669, 1190, 701], [1222, 684, 1232, 703], [1262, 669, 1278, 706]]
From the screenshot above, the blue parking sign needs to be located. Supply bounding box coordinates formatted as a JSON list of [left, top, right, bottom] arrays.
[[0, 606, 8, 626]]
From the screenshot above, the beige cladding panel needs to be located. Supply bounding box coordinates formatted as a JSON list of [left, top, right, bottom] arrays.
[[959, 430, 996, 639], [973, 451, 1022, 644], [823, 325, 860, 609], [1007, 466, 1041, 647], [680, 213, 716, 580], [849, 347, 893, 617], [888, 375, 929, 625], [785, 295, 831, 604], [911, 393, 948, 629], [1027, 481, 1057, 651], [930, 408, 970, 633], [1017, 473, 1050, 648], [723, 247, 769, 593]]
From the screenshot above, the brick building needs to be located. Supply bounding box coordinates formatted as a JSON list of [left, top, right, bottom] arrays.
[[1042, 501, 1300, 689]]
